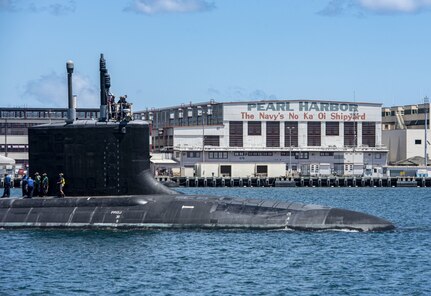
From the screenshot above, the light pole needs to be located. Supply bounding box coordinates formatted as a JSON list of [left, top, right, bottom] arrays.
[[287, 126, 295, 176], [425, 96, 429, 168], [4, 117, 8, 157], [202, 111, 205, 163]]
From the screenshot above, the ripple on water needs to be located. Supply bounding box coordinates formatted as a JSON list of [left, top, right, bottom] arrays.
[[0, 188, 430, 295]]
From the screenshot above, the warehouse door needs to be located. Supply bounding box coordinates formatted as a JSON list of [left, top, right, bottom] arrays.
[[256, 165, 268, 177], [220, 165, 232, 177]]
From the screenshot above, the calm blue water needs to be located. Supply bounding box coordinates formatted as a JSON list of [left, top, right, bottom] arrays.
[[0, 187, 430, 295]]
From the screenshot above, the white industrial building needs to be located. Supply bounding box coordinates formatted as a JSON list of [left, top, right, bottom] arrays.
[[136, 99, 388, 177], [382, 101, 430, 165]]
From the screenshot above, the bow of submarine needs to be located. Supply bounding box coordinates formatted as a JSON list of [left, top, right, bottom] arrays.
[[288, 207, 395, 231]]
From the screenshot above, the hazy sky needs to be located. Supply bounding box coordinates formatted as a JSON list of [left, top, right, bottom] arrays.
[[1, 0, 431, 111]]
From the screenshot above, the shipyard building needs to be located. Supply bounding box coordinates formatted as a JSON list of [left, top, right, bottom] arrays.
[[381, 101, 430, 165], [135, 100, 388, 177]]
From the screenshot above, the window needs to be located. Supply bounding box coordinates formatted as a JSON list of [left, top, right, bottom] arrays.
[[294, 152, 309, 159], [415, 139, 422, 145], [285, 122, 298, 147], [0, 144, 29, 153], [248, 152, 273, 156], [208, 152, 228, 159], [362, 122, 376, 147], [186, 151, 200, 158], [220, 165, 231, 176], [320, 152, 334, 156], [266, 122, 280, 147], [326, 122, 339, 136], [307, 122, 321, 146], [344, 122, 357, 146], [204, 136, 220, 146], [248, 121, 261, 135], [234, 152, 246, 156], [256, 165, 268, 176], [229, 121, 243, 147]]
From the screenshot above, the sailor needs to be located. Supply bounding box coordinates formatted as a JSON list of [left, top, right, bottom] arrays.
[[27, 176, 34, 198], [108, 93, 116, 120], [42, 173, 49, 196], [1, 173, 11, 198], [57, 173, 65, 198], [117, 95, 130, 121], [34, 172, 42, 197], [21, 174, 28, 197]]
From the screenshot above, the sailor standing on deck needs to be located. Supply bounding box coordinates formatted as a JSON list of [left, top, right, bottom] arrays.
[[57, 173, 65, 198], [2, 173, 11, 198], [34, 172, 42, 197], [21, 174, 28, 197], [26, 176, 34, 198], [42, 173, 49, 196]]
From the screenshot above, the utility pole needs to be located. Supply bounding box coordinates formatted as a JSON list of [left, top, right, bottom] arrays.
[[287, 126, 295, 176], [4, 117, 8, 157]]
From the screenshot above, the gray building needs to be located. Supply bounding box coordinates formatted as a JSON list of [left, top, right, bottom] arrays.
[[0, 107, 100, 169]]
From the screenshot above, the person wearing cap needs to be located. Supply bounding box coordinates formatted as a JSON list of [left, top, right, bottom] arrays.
[[42, 173, 49, 197], [34, 172, 42, 197], [117, 95, 129, 121], [108, 93, 116, 120], [57, 173, 65, 198], [1, 173, 11, 198]]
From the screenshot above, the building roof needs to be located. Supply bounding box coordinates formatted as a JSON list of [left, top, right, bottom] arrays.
[[393, 156, 428, 166], [221, 99, 382, 107], [135, 99, 382, 113]]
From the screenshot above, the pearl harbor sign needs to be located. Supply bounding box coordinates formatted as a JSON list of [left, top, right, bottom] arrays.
[[223, 101, 381, 122]]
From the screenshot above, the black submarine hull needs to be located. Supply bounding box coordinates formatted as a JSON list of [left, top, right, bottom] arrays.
[[0, 195, 394, 231]]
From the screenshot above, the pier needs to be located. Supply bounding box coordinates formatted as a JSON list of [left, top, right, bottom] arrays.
[[157, 176, 431, 188]]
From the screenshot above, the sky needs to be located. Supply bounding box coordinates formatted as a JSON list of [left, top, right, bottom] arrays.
[[1, 0, 431, 111]]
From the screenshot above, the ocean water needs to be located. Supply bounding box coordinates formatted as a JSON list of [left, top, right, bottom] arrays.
[[0, 187, 430, 295]]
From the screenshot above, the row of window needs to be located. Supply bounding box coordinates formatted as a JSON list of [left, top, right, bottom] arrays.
[[144, 104, 224, 129], [382, 108, 429, 117], [248, 121, 340, 136], [208, 152, 228, 159], [186, 150, 383, 160], [0, 145, 29, 152], [233, 151, 274, 157], [0, 110, 99, 119], [229, 121, 376, 148]]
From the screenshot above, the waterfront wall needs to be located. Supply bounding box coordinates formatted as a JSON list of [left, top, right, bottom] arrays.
[[158, 176, 430, 188]]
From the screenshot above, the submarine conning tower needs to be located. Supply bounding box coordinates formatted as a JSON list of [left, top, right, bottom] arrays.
[[28, 55, 177, 196]]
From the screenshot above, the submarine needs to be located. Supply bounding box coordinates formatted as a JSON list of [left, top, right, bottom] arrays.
[[0, 55, 395, 231]]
